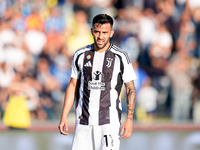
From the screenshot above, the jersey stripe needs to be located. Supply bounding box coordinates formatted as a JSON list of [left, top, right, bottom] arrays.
[[75, 53, 83, 72], [111, 44, 131, 64], [80, 50, 95, 125], [99, 50, 115, 125], [115, 54, 124, 122], [75, 74, 81, 109]]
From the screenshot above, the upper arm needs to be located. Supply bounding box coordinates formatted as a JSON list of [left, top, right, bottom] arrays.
[[65, 78, 80, 103], [68, 78, 79, 91], [70, 78, 78, 86], [66, 78, 79, 96]]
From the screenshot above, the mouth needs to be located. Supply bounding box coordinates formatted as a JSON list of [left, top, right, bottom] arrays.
[[97, 40, 104, 45]]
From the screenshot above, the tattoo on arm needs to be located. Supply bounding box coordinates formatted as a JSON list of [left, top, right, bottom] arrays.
[[125, 81, 136, 121]]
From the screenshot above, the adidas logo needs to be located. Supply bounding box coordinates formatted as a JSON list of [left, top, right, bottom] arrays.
[[84, 61, 92, 67]]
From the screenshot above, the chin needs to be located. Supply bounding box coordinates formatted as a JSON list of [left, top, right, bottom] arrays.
[[98, 45, 104, 49]]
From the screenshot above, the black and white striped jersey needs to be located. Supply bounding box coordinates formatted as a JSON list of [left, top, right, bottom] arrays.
[[71, 43, 137, 126]]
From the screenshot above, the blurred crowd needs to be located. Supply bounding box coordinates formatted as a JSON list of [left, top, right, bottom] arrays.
[[0, 0, 200, 128]]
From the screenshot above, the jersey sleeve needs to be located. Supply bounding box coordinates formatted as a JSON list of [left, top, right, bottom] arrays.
[[70, 52, 80, 79], [122, 54, 137, 83]]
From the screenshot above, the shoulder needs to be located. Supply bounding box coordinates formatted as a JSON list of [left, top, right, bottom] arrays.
[[73, 44, 93, 59], [110, 44, 131, 64], [74, 44, 93, 55]]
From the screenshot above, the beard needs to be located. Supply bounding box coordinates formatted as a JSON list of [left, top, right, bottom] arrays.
[[94, 38, 109, 50]]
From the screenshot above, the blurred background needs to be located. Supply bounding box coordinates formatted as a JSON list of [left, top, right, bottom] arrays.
[[0, 0, 200, 150]]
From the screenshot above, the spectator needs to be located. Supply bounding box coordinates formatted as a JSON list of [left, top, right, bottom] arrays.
[[36, 58, 61, 94], [25, 6, 44, 31], [0, 1, 13, 19], [3, 74, 40, 129], [176, 12, 197, 57], [0, 22, 16, 48], [137, 8, 157, 50], [44, 6, 65, 34], [66, 10, 93, 55], [186, 0, 200, 15], [1, 44, 26, 72], [0, 62, 15, 88], [0, 62, 15, 119], [36, 58, 62, 119], [24, 30, 47, 56], [155, 0, 175, 24], [166, 49, 198, 122], [50, 54, 71, 91], [136, 79, 158, 122], [149, 24, 173, 59]]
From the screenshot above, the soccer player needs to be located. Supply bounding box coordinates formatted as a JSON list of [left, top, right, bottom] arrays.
[[58, 14, 137, 150]]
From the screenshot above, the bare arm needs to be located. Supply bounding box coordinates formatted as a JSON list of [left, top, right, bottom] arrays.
[[125, 80, 136, 121], [121, 80, 136, 139], [58, 78, 79, 135]]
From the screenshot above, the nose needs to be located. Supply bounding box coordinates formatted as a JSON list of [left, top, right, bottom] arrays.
[[98, 32, 103, 39]]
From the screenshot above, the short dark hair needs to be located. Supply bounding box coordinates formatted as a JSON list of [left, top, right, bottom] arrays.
[[92, 14, 114, 28]]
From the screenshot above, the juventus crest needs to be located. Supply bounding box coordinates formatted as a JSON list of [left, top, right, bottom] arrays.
[[106, 58, 113, 68]]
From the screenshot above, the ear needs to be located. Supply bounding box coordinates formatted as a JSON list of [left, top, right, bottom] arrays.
[[110, 30, 114, 38], [91, 28, 94, 36]]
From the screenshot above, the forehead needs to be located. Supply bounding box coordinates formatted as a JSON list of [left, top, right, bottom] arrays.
[[93, 23, 112, 30]]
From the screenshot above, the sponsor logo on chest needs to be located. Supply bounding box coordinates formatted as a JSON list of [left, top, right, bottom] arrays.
[[88, 70, 105, 91]]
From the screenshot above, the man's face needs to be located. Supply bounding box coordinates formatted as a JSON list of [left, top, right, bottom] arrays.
[[91, 23, 114, 52]]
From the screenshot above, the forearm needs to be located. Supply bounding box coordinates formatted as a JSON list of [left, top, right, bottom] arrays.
[[61, 79, 78, 119], [120, 80, 136, 139], [125, 80, 136, 121], [61, 93, 74, 119]]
